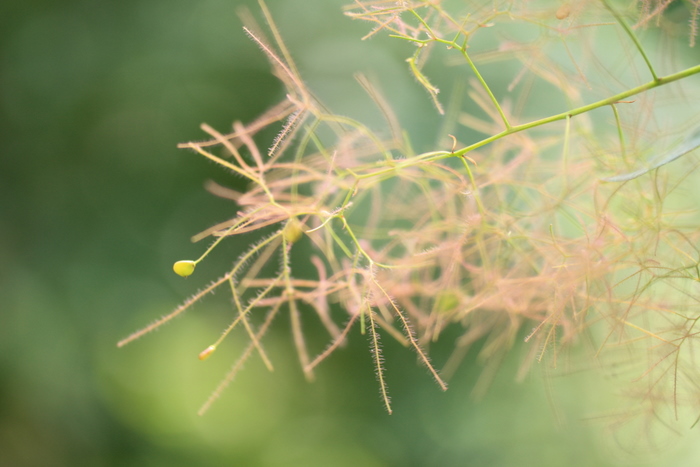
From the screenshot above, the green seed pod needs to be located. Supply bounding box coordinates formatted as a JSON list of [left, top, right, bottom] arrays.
[[283, 218, 304, 244], [173, 260, 196, 277]]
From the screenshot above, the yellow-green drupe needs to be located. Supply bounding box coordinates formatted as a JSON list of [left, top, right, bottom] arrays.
[[173, 260, 196, 277], [283, 218, 304, 244]]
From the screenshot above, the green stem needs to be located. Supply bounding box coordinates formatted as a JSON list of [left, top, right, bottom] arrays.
[[448, 63, 700, 160], [610, 104, 627, 162], [459, 46, 511, 129], [338, 215, 395, 269], [346, 63, 700, 180], [602, 0, 658, 81], [460, 156, 485, 216]]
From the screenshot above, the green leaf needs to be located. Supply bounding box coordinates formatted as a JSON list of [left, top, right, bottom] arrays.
[[602, 126, 700, 182]]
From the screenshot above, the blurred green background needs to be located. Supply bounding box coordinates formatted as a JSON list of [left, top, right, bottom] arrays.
[[2, 1, 700, 466]]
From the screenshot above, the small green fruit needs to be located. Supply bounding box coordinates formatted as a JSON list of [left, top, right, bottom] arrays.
[[173, 260, 196, 277], [283, 218, 304, 244]]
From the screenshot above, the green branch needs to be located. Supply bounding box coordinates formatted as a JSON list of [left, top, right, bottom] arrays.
[[444, 63, 700, 161], [602, 0, 659, 81]]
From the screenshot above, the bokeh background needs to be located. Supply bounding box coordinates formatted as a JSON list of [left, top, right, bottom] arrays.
[[3, 0, 700, 466]]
